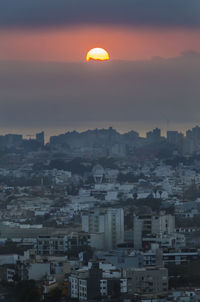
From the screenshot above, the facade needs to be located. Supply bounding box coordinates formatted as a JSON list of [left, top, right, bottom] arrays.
[[97, 250, 143, 269], [163, 249, 199, 265], [124, 267, 168, 295], [37, 232, 89, 255], [17, 262, 51, 281], [142, 233, 186, 250], [82, 208, 124, 250], [142, 248, 199, 266], [70, 262, 103, 301], [69, 261, 127, 301], [133, 213, 176, 249], [0, 265, 16, 282]]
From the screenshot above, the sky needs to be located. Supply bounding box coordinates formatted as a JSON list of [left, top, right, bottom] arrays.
[[0, 0, 200, 134]]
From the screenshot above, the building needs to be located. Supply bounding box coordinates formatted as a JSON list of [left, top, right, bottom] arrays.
[[69, 261, 127, 301], [69, 262, 103, 300], [17, 261, 51, 281], [92, 165, 105, 184], [167, 131, 183, 147], [37, 232, 90, 256], [146, 128, 161, 141], [0, 265, 16, 282], [82, 208, 124, 250], [142, 233, 186, 250], [4, 134, 23, 148], [162, 249, 199, 265], [36, 131, 45, 146], [96, 249, 143, 269], [124, 267, 168, 295], [133, 212, 175, 250]]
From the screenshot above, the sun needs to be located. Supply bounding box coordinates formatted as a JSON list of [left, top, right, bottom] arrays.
[[86, 48, 110, 62]]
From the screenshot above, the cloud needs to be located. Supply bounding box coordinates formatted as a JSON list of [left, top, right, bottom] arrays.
[[0, 52, 200, 130], [0, 0, 200, 29]]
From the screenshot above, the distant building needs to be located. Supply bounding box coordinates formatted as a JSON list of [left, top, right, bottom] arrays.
[[96, 249, 143, 269], [4, 134, 23, 148], [146, 128, 161, 141], [167, 131, 183, 146], [133, 212, 176, 249], [17, 262, 51, 281], [92, 165, 105, 184], [69, 261, 127, 301], [36, 232, 89, 256], [70, 262, 103, 300], [36, 131, 45, 146], [188, 125, 200, 143], [162, 249, 199, 265], [82, 208, 124, 250], [124, 267, 168, 295]]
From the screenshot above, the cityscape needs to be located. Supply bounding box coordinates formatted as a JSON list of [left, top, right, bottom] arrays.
[[1, 0, 200, 301], [0, 126, 200, 300]]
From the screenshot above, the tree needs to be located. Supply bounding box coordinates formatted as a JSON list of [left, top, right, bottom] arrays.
[[46, 287, 62, 302], [168, 261, 200, 289], [15, 280, 41, 302], [183, 183, 200, 201]]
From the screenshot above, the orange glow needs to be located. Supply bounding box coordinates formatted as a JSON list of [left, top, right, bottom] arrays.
[[0, 26, 200, 62], [86, 47, 109, 61]]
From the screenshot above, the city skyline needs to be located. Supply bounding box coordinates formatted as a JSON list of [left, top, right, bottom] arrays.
[[1, 2, 200, 301], [1, 124, 200, 143]]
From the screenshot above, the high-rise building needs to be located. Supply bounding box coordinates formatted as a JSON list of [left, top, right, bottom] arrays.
[[191, 125, 200, 142], [167, 131, 183, 146], [82, 208, 124, 250], [146, 128, 161, 141], [4, 134, 23, 148], [186, 125, 200, 144], [36, 131, 44, 146], [133, 213, 175, 250]]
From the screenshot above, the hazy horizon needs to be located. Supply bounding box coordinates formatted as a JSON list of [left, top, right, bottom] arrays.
[[1, 120, 200, 143], [0, 52, 200, 134]]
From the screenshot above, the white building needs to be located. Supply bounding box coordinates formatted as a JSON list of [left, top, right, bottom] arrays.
[[69, 261, 127, 301], [82, 208, 124, 250], [133, 212, 176, 250]]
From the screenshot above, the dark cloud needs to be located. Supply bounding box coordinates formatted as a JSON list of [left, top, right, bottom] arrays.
[[0, 52, 200, 129], [0, 0, 200, 29]]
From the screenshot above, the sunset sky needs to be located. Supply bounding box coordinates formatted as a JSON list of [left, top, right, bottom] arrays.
[[1, 27, 200, 62], [1, 0, 200, 135]]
